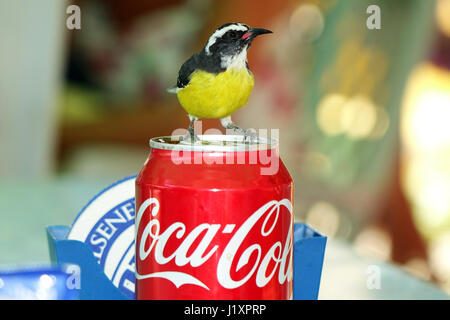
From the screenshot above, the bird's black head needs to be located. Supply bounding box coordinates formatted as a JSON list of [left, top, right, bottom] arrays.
[[204, 23, 272, 68]]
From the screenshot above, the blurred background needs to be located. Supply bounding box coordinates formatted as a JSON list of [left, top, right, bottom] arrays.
[[1, 0, 449, 298]]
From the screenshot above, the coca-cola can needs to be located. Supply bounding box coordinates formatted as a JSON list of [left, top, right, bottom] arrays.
[[135, 135, 293, 299]]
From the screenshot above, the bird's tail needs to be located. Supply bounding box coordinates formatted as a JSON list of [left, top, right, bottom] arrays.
[[167, 86, 179, 94]]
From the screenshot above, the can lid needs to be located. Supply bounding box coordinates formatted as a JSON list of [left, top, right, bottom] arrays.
[[149, 135, 278, 152]]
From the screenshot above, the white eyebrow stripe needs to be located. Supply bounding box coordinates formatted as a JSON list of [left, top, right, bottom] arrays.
[[205, 24, 249, 55]]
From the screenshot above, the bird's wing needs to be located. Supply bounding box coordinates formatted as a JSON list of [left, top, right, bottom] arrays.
[[176, 53, 200, 89], [174, 52, 225, 90], [166, 55, 198, 94]]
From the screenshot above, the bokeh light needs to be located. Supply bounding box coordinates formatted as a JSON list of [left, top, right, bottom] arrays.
[[341, 95, 377, 140], [317, 93, 388, 140], [289, 4, 324, 43], [354, 226, 392, 261], [401, 63, 450, 237], [316, 93, 346, 136], [306, 201, 340, 237], [436, 0, 450, 37]]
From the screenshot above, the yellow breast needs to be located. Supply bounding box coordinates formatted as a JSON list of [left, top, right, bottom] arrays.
[[177, 68, 255, 119]]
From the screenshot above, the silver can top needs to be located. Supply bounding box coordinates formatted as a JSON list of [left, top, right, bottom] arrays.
[[149, 135, 278, 152]]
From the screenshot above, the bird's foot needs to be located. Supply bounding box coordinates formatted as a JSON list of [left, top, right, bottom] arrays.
[[220, 116, 259, 144], [228, 125, 258, 143], [179, 130, 200, 143], [243, 128, 258, 144], [178, 115, 200, 143]]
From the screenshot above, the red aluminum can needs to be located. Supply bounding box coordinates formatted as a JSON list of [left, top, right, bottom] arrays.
[[135, 135, 293, 299]]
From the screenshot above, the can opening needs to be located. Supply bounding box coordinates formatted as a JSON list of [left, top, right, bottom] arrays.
[[149, 135, 278, 152]]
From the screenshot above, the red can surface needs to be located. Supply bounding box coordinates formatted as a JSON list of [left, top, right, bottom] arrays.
[[135, 135, 293, 299]]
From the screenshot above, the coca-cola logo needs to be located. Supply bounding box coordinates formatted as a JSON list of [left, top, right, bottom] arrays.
[[135, 198, 293, 290]]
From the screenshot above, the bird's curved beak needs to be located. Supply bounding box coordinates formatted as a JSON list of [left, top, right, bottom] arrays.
[[242, 27, 273, 42]]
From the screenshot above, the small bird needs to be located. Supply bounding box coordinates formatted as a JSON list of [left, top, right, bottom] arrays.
[[168, 22, 272, 141]]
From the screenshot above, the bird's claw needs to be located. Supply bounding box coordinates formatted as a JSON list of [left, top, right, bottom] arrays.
[[228, 126, 258, 144], [243, 128, 258, 144], [179, 131, 200, 143]]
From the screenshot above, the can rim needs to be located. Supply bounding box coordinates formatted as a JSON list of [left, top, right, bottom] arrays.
[[149, 135, 279, 152]]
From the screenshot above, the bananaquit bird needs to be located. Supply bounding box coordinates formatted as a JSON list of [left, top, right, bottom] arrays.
[[168, 22, 272, 141]]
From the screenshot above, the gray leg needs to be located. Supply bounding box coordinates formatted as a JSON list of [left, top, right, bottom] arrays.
[[220, 116, 257, 143], [182, 115, 199, 142], [220, 116, 244, 134]]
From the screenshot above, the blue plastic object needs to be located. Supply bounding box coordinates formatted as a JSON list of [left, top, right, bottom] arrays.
[[47, 223, 326, 300], [46, 226, 128, 300], [0, 265, 79, 300], [293, 223, 327, 300]]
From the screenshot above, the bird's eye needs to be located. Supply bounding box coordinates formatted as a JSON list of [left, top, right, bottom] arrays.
[[228, 31, 237, 39]]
